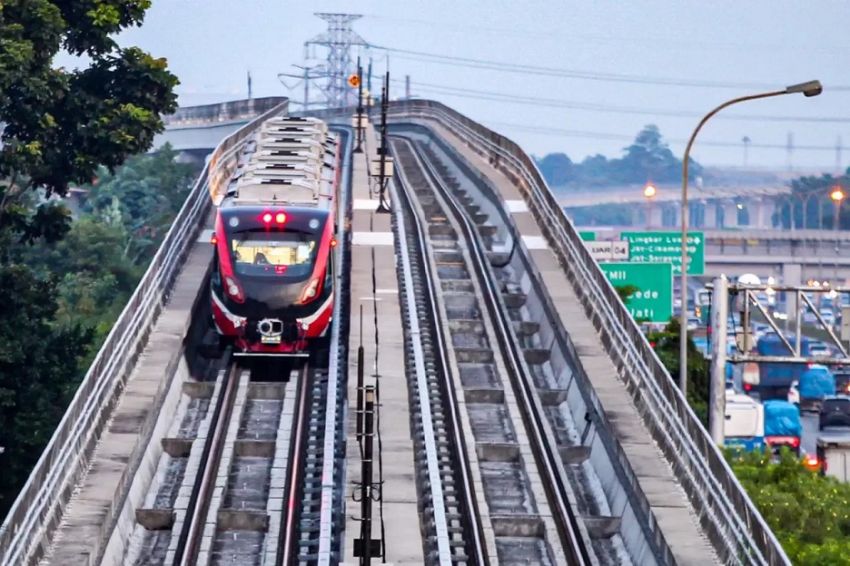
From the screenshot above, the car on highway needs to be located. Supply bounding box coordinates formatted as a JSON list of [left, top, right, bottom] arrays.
[[794, 365, 836, 412], [819, 396, 850, 430], [686, 316, 700, 331], [820, 308, 836, 327], [834, 370, 850, 395], [809, 343, 831, 358]]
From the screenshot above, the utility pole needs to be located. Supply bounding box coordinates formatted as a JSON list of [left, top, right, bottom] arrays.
[[709, 275, 728, 445], [786, 132, 795, 172], [405, 75, 411, 99], [304, 13, 367, 108], [247, 70, 253, 100], [354, 57, 364, 153], [377, 72, 391, 213]]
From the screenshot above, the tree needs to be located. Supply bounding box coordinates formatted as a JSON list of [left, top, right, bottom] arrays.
[[537, 153, 574, 187], [0, 265, 92, 516], [727, 449, 850, 565], [0, 0, 178, 240], [536, 125, 701, 189], [83, 144, 196, 263], [646, 318, 710, 423]]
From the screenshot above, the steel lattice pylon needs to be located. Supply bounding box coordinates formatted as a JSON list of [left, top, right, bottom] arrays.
[[304, 13, 367, 108]]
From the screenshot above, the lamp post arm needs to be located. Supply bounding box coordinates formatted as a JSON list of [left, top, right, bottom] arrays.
[[679, 89, 787, 393]]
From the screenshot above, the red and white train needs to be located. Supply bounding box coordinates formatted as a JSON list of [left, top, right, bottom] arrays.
[[210, 116, 340, 357]]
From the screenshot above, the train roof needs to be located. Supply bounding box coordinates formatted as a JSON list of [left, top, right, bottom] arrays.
[[211, 115, 336, 209]]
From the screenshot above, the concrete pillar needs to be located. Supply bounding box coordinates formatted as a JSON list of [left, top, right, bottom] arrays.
[[649, 203, 663, 228], [723, 201, 739, 229], [702, 201, 718, 228], [783, 263, 802, 328], [752, 198, 777, 229]]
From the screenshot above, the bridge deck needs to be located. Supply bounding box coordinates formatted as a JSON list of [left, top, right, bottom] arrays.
[[426, 119, 718, 565]]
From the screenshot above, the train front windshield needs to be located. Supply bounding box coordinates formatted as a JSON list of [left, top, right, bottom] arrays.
[[230, 231, 318, 280]]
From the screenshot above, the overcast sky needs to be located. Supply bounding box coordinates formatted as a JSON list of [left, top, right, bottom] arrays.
[[88, 1, 850, 169]]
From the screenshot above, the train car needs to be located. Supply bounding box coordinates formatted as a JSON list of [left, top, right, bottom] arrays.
[[210, 116, 340, 357]]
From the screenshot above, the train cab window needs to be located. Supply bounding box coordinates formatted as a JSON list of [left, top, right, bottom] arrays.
[[230, 230, 318, 279]]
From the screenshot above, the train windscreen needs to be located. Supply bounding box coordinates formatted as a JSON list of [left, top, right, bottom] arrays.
[[230, 230, 319, 280]]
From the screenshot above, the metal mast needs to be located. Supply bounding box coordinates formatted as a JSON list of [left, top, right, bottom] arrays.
[[305, 13, 367, 108]]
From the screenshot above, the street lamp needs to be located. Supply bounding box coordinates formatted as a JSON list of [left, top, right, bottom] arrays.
[[644, 183, 657, 228], [678, 80, 822, 393], [830, 186, 845, 230]]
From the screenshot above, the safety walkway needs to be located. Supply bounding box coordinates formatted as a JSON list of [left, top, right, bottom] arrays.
[[341, 117, 424, 565]]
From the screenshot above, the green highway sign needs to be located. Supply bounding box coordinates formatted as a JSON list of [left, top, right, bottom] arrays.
[[600, 262, 673, 323], [620, 230, 705, 275], [579, 230, 596, 241]]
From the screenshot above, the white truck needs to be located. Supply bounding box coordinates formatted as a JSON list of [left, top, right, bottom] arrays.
[[724, 388, 765, 451], [817, 433, 850, 481]]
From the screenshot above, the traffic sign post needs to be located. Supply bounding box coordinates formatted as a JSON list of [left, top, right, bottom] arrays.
[[586, 240, 629, 262], [601, 262, 673, 323], [621, 230, 705, 275]]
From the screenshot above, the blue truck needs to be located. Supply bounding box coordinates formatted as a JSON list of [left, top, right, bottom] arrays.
[[755, 335, 814, 399], [764, 400, 802, 455]]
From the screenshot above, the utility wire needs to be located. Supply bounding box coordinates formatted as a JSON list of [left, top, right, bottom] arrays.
[[484, 120, 849, 152], [372, 44, 850, 92], [392, 78, 850, 123]]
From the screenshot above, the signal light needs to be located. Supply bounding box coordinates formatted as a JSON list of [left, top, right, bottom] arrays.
[[330, 237, 338, 248], [210, 232, 218, 245], [275, 212, 286, 224], [262, 212, 273, 224]]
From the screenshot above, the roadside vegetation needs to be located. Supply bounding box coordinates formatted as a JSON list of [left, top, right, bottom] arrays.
[[727, 449, 850, 565], [0, 1, 179, 518]]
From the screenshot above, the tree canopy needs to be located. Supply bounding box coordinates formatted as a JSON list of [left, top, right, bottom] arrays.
[[0, 0, 178, 241], [728, 449, 850, 565], [536, 125, 703, 189]]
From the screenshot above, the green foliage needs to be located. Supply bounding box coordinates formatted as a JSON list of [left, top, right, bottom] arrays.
[[0, 264, 93, 513], [727, 449, 850, 564], [0, 150, 197, 517], [646, 318, 710, 423], [538, 125, 702, 188], [82, 143, 196, 262], [774, 170, 850, 230], [614, 284, 639, 303], [0, 0, 177, 238]]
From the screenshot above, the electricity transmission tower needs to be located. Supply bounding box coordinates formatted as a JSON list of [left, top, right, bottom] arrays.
[[304, 13, 368, 108]]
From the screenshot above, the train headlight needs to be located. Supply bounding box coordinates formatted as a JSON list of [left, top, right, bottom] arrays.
[[299, 278, 320, 304], [224, 276, 245, 303]]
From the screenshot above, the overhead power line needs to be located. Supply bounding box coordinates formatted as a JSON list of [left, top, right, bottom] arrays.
[[394, 78, 850, 123], [372, 44, 850, 92], [483, 120, 847, 152]]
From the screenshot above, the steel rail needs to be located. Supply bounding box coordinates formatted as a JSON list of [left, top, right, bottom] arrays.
[[403, 137, 592, 565], [315, 127, 353, 565], [391, 139, 487, 564], [390, 101, 786, 565], [279, 363, 313, 565], [174, 361, 241, 566]]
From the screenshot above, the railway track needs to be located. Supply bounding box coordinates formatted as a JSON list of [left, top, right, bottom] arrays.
[[391, 135, 595, 565], [124, 352, 313, 566]]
